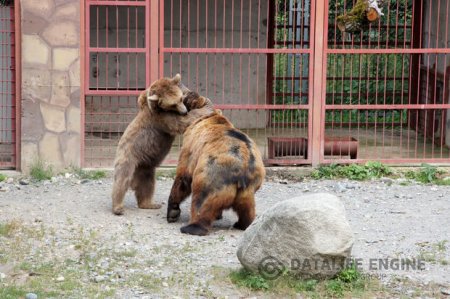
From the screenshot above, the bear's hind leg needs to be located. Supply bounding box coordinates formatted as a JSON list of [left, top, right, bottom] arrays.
[[232, 190, 256, 230], [181, 186, 236, 236], [132, 166, 161, 209], [167, 175, 192, 223], [112, 161, 135, 215]]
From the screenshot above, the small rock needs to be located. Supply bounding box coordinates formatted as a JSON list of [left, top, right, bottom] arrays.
[[6, 177, 14, 184], [380, 177, 394, 185], [345, 183, 356, 189], [56, 276, 65, 282], [65, 173, 72, 178], [94, 275, 105, 283], [441, 288, 450, 295], [0, 272, 6, 280], [19, 179, 30, 185], [335, 183, 347, 193], [25, 293, 38, 299], [162, 281, 169, 287], [389, 210, 406, 214], [51, 177, 58, 183], [0, 186, 9, 192], [278, 179, 288, 185], [80, 179, 90, 184], [100, 261, 109, 269]]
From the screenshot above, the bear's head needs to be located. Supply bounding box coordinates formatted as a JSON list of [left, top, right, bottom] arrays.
[[138, 74, 188, 115]]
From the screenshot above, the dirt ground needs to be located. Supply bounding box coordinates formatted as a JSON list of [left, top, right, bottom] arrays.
[[0, 169, 449, 298]]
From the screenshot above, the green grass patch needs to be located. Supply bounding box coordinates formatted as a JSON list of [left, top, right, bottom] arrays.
[[29, 159, 54, 181], [0, 286, 60, 299], [229, 265, 379, 298], [405, 163, 450, 186], [418, 240, 449, 266], [0, 220, 20, 237], [229, 268, 270, 291], [69, 166, 107, 180], [156, 168, 177, 179], [405, 164, 450, 185], [311, 161, 392, 180], [0, 173, 6, 182], [311, 162, 450, 185]]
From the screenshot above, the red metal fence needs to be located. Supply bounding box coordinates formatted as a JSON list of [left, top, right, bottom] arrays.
[[83, 0, 158, 167], [82, 0, 450, 167], [0, 4, 16, 169], [321, 0, 450, 163], [160, 0, 314, 165]]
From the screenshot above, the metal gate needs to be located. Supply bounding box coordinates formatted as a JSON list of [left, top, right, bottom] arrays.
[[83, 0, 159, 167], [161, 0, 315, 165], [82, 0, 450, 167], [319, 0, 450, 164], [0, 4, 17, 169]]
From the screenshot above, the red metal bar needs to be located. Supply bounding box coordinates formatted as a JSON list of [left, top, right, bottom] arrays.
[[88, 0, 147, 5], [149, 0, 158, 82], [162, 47, 311, 54], [313, 0, 327, 166], [14, 1, 21, 170], [327, 104, 450, 110], [216, 104, 310, 110], [327, 48, 450, 54], [80, 0, 86, 167]]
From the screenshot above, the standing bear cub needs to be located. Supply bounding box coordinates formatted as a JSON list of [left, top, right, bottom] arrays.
[[167, 91, 265, 236], [112, 74, 214, 215]]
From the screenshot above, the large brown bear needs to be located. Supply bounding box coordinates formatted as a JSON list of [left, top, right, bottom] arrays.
[[111, 74, 214, 215], [166, 91, 265, 236]]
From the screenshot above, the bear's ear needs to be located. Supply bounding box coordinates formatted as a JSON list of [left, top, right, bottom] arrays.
[[172, 73, 181, 84], [138, 91, 148, 109]]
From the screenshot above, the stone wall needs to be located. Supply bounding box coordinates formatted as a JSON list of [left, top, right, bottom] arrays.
[[21, 0, 80, 171]]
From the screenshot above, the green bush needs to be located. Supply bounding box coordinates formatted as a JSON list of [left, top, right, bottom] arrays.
[[311, 162, 392, 180], [0, 173, 6, 182], [29, 160, 53, 181], [405, 164, 449, 185], [229, 268, 270, 291]]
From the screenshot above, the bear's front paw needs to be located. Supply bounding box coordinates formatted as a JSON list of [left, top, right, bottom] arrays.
[[233, 221, 250, 230], [167, 205, 181, 223], [180, 223, 208, 236], [113, 206, 125, 216], [189, 97, 207, 109], [183, 92, 207, 110]]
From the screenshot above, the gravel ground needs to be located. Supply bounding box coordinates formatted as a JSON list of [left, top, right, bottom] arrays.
[[0, 172, 449, 298]]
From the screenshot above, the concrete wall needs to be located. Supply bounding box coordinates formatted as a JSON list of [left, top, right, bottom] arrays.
[[20, 0, 80, 171]]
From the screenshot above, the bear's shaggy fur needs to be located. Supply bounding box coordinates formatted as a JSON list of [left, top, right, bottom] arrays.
[[166, 92, 265, 236], [111, 75, 214, 215]]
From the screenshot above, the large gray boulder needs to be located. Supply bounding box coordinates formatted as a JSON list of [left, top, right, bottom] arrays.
[[237, 193, 354, 279]]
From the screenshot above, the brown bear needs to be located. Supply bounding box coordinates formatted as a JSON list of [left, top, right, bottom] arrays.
[[111, 74, 214, 215], [166, 91, 266, 236]]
